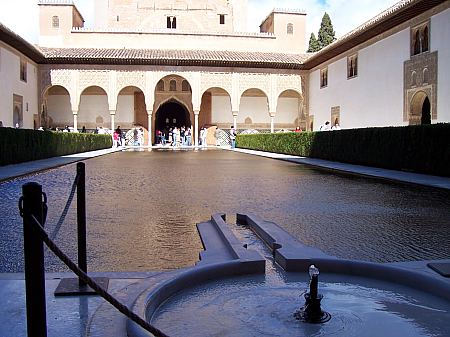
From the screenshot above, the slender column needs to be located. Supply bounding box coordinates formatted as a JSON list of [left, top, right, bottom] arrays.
[[232, 111, 238, 130], [147, 110, 153, 146], [194, 110, 199, 146], [110, 110, 116, 132], [73, 111, 78, 131], [270, 114, 275, 133]]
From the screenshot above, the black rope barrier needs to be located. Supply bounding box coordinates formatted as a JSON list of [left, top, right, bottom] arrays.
[[50, 173, 79, 240], [29, 213, 170, 337]]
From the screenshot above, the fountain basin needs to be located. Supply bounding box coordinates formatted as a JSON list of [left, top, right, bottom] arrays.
[[126, 259, 450, 337], [126, 214, 450, 337]]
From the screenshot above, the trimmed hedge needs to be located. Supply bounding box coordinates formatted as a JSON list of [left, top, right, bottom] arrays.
[[0, 128, 112, 166], [236, 124, 450, 177]]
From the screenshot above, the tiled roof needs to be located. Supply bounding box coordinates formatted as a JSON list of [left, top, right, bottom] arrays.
[[39, 47, 308, 69], [0, 22, 44, 62], [304, 0, 447, 69]]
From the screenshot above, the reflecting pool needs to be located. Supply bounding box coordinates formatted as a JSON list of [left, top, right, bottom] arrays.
[[1, 149, 449, 272]]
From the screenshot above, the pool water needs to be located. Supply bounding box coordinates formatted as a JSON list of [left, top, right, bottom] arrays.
[[1, 149, 449, 272]]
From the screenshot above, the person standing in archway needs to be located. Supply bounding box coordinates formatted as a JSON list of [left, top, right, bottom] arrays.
[[230, 126, 236, 149]]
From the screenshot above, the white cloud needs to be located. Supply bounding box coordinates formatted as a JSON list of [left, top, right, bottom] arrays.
[[0, 0, 399, 45]]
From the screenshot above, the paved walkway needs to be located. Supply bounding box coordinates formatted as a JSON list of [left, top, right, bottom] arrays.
[[233, 148, 450, 190], [0, 147, 121, 182]]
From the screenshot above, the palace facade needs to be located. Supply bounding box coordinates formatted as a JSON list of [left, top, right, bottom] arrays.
[[0, 0, 449, 145]]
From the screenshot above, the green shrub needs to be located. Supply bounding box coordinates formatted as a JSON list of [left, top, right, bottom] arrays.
[[236, 124, 450, 177], [0, 128, 112, 166]]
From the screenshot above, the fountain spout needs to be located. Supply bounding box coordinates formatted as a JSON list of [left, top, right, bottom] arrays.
[[294, 264, 331, 323]]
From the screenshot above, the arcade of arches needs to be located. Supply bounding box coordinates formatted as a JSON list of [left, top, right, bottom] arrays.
[[40, 69, 306, 145]]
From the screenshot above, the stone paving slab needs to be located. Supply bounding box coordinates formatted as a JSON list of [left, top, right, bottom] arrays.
[[0, 148, 121, 182], [233, 148, 450, 190]]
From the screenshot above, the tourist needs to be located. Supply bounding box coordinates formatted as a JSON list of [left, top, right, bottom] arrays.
[[133, 127, 138, 145], [137, 128, 144, 146], [15, 123, 19, 128], [230, 126, 236, 149], [113, 130, 119, 147], [331, 123, 341, 130], [0, 121, 3, 127], [215, 127, 221, 146], [186, 127, 192, 146], [319, 121, 331, 131], [168, 128, 173, 145], [172, 127, 178, 147], [180, 126, 185, 146], [81, 126, 86, 133], [201, 127, 207, 147], [115, 126, 123, 145], [294, 126, 302, 132]]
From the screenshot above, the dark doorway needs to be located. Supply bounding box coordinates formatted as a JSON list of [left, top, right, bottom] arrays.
[[155, 101, 191, 133], [421, 97, 431, 125]]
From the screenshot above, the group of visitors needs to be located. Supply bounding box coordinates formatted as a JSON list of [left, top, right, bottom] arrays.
[[132, 127, 144, 146], [319, 121, 341, 131], [156, 126, 193, 147], [113, 126, 125, 147]]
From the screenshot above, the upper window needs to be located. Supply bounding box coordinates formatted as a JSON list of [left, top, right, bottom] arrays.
[[52, 16, 59, 28], [169, 80, 177, 91], [412, 23, 429, 56], [181, 80, 190, 92], [320, 68, 328, 88], [157, 80, 165, 91], [219, 14, 225, 25], [167, 16, 177, 29], [287, 23, 294, 35], [347, 54, 358, 79], [20, 59, 27, 82]]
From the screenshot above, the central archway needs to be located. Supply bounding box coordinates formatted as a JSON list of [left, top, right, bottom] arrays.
[[155, 100, 191, 134]]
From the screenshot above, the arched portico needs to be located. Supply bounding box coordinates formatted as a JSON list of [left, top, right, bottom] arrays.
[[200, 87, 232, 129], [79, 86, 109, 131], [43, 85, 72, 129], [155, 99, 191, 131], [276, 89, 304, 130], [116, 86, 147, 130], [153, 75, 193, 144], [238, 88, 269, 130]]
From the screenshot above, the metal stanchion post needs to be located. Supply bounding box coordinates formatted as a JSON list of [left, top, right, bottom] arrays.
[[77, 162, 87, 286], [21, 182, 48, 337], [54, 162, 109, 296]]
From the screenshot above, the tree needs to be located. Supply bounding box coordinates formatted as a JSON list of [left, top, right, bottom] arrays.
[[307, 33, 320, 52], [317, 12, 336, 49]]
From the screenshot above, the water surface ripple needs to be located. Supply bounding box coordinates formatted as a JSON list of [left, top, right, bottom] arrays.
[[1, 149, 449, 272]]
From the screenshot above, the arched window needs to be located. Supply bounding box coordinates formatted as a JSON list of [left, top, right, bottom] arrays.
[[52, 16, 59, 28], [167, 16, 177, 29], [169, 80, 177, 91], [423, 68, 429, 84], [347, 54, 358, 79], [411, 71, 417, 87], [320, 68, 328, 88], [422, 26, 429, 52], [413, 30, 420, 55], [157, 80, 165, 91], [181, 80, 190, 92], [287, 23, 294, 35]]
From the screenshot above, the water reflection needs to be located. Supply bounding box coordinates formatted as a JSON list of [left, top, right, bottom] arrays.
[[0, 149, 449, 272]]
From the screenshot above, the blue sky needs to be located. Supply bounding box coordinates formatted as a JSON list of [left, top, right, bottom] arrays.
[[0, 0, 399, 45]]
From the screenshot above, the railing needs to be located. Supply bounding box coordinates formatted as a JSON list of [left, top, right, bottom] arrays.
[[19, 162, 169, 337]]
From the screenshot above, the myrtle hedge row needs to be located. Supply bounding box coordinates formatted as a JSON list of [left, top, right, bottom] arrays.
[[0, 127, 112, 166], [236, 123, 450, 177]]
